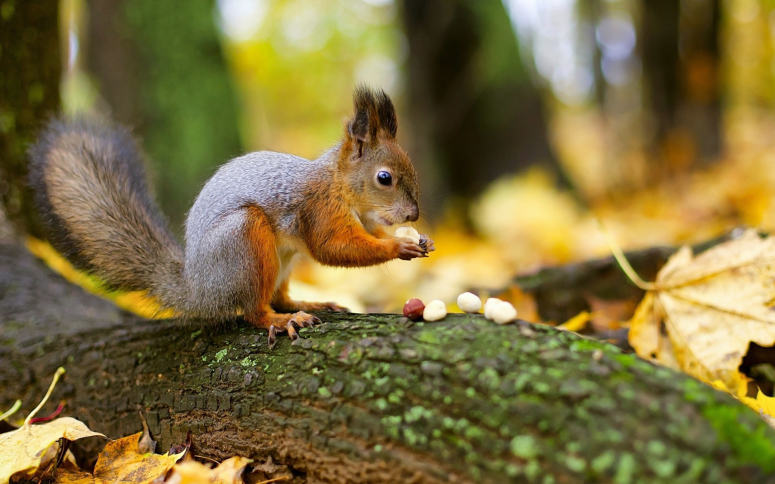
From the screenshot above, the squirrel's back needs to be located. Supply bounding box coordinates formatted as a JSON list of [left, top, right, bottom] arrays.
[[182, 150, 329, 316], [185, 150, 329, 243], [28, 117, 187, 311]]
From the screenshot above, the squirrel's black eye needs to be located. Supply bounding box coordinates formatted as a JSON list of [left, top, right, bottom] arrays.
[[377, 170, 393, 186]]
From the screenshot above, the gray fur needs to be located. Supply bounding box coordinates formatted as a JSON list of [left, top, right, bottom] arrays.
[[29, 115, 339, 319], [183, 149, 334, 317], [28, 117, 188, 312]]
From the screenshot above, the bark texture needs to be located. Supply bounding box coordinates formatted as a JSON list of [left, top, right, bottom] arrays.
[[3, 241, 775, 483]]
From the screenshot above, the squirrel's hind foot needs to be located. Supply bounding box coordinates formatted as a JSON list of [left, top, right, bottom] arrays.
[[246, 310, 321, 348], [274, 300, 349, 313]]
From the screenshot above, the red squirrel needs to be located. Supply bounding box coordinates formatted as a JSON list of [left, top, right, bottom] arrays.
[[28, 86, 434, 346]]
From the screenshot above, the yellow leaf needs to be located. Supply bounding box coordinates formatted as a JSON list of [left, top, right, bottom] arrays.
[[743, 390, 775, 427], [627, 293, 660, 359], [169, 457, 253, 484], [559, 311, 591, 332], [89, 432, 183, 483], [627, 229, 775, 418], [0, 417, 105, 482], [25, 237, 178, 319], [53, 461, 96, 484]]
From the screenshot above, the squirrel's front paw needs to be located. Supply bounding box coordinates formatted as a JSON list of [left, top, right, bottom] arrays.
[[395, 239, 428, 260]]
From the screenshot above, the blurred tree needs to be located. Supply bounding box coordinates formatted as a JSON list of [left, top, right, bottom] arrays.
[[639, 0, 721, 176], [678, 0, 721, 160], [0, 0, 60, 237], [86, 0, 242, 232], [400, 0, 569, 219], [580, 0, 606, 107]]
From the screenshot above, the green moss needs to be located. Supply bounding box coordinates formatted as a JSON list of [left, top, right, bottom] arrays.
[[614, 453, 636, 484], [565, 455, 586, 473], [317, 387, 332, 398], [591, 450, 616, 473], [510, 435, 539, 458], [240, 357, 256, 367], [214, 348, 227, 362], [700, 403, 775, 472]]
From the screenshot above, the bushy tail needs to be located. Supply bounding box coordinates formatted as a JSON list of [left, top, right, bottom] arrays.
[[28, 117, 188, 312]]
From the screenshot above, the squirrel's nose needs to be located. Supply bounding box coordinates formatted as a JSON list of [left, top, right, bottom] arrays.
[[406, 204, 419, 222]]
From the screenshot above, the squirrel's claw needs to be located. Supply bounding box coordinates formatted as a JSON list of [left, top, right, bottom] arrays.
[[268, 325, 279, 349], [287, 321, 299, 340], [419, 235, 435, 253], [259, 311, 321, 348]]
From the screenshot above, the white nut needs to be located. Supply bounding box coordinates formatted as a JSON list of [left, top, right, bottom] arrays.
[[423, 299, 447, 321], [483, 298, 504, 319], [490, 301, 518, 325], [457, 292, 482, 313], [394, 226, 421, 244]]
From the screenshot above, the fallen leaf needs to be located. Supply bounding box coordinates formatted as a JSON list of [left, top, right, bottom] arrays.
[[586, 295, 636, 332], [0, 417, 105, 482], [25, 237, 178, 319], [744, 390, 775, 428], [53, 461, 97, 484], [167, 457, 252, 484], [559, 311, 591, 332], [89, 432, 184, 483], [628, 229, 775, 415]]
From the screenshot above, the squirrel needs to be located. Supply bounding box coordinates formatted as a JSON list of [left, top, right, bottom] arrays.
[[28, 86, 434, 346]]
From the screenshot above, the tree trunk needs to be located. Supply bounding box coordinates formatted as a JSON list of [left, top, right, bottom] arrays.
[[0, 0, 60, 237], [639, 0, 722, 176], [2, 241, 775, 483], [399, 0, 569, 220]]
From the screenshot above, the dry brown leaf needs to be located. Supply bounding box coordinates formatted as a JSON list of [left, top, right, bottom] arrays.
[[85, 431, 183, 483], [0, 417, 105, 482], [52, 461, 97, 484], [586, 294, 636, 331], [629, 229, 775, 404]]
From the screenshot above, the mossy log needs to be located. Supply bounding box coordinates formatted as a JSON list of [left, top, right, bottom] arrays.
[[2, 241, 775, 483]]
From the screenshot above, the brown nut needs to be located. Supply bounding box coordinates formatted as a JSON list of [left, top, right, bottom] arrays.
[[403, 298, 425, 321]]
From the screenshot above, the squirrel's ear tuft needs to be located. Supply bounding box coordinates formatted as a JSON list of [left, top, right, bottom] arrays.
[[348, 85, 377, 143], [347, 85, 397, 143], [376, 90, 397, 138]]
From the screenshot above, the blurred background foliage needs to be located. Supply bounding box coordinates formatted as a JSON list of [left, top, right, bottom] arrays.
[[4, 0, 775, 313]]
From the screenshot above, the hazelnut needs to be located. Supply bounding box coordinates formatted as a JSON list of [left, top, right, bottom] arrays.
[[403, 298, 425, 321]]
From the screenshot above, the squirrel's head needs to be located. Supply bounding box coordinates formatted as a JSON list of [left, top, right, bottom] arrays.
[[339, 86, 419, 227]]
